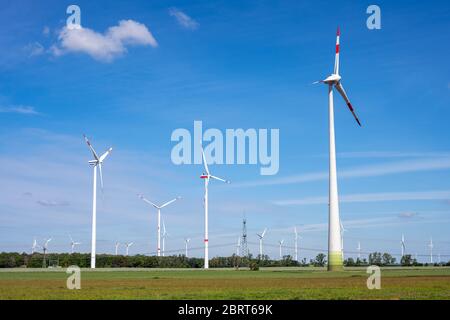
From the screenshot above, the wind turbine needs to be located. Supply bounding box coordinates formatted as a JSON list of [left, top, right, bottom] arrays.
[[125, 242, 134, 256], [184, 238, 190, 257], [429, 237, 433, 263], [84, 134, 112, 269], [294, 227, 302, 261], [401, 234, 406, 257], [256, 228, 267, 258], [340, 221, 347, 260], [115, 242, 121, 255], [162, 220, 168, 257], [278, 239, 285, 260], [200, 142, 230, 269], [236, 237, 241, 256], [357, 241, 361, 260], [314, 27, 362, 271], [69, 235, 81, 254], [42, 238, 51, 268], [31, 238, 40, 254], [138, 194, 180, 257]]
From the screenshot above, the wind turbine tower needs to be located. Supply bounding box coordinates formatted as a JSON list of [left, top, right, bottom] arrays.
[[83, 135, 112, 269], [200, 142, 230, 269], [256, 228, 267, 258], [429, 237, 433, 264], [314, 27, 362, 271], [139, 194, 180, 257]]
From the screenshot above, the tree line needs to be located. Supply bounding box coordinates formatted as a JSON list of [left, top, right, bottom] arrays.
[[0, 252, 448, 268]]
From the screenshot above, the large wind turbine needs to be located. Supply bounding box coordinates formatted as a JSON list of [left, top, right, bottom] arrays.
[[278, 239, 285, 260], [139, 194, 180, 257], [200, 142, 230, 269], [401, 234, 406, 257], [69, 235, 81, 254], [315, 27, 362, 271], [115, 242, 121, 255], [429, 237, 433, 263], [256, 228, 267, 258], [84, 135, 112, 269]]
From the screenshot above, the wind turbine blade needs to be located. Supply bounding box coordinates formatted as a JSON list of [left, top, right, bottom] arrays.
[[83, 134, 99, 160], [99, 147, 113, 162], [335, 82, 362, 126], [261, 228, 267, 238], [69, 234, 73, 242], [334, 26, 340, 75], [210, 175, 230, 184], [201, 144, 210, 176], [160, 197, 180, 208], [138, 195, 159, 209], [98, 163, 104, 191]]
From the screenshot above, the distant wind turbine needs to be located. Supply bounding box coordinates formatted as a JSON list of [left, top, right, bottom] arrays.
[[429, 237, 433, 263], [314, 27, 362, 271], [200, 142, 230, 269], [83, 134, 112, 269], [115, 242, 121, 255], [294, 227, 301, 262], [236, 237, 241, 256], [184, 238, 190, 257], [278, 239, 285, 260], [139, 194, 180, 257], [357, 241, 361, 260], [340, 221, 347, 260], [256, 228, 267, 258], [401, 234, 406, 257], [125, 242, 134, 256], [162, 220, 168, 257], [69, 235, 81, 254], [31, 238, 40, 254], [42, 238, 52, 268]]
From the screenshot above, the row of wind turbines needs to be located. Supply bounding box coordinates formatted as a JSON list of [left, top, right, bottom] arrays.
[[47, 27, 439, 270]]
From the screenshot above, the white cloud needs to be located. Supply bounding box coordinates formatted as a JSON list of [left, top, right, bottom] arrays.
[[235, 157, 450, 187], [51, 20, 158, 62], [24, 42, 45, 57], [274, 190, 450, 206], [169, 7, 199, 30], [0, 105, 40, 115]]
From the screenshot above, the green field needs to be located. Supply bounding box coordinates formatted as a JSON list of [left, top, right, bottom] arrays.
[[0, 267, 449, 300]]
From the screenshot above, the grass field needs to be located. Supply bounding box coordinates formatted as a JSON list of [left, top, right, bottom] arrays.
[[0, 267, 449, 300]]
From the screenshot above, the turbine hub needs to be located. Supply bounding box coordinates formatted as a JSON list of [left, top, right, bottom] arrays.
[[322, 74, 341, 84]]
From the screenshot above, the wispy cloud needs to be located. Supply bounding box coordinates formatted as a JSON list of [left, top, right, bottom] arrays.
[[36, 200, 70, 207], [51, 20, 158, 62], [274, 190, 450, 206], [169, 7, 199, 30], [235, 157, 450, 187], [24, 42, 45, 57], [398, 211, 418, 219], [0, 105, 40, 115]]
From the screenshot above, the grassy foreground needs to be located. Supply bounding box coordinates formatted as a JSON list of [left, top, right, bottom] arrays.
[[0, 267, 449, 300]]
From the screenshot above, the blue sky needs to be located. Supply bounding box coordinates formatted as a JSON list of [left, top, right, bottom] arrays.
[[0, 0, 449, 261]]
